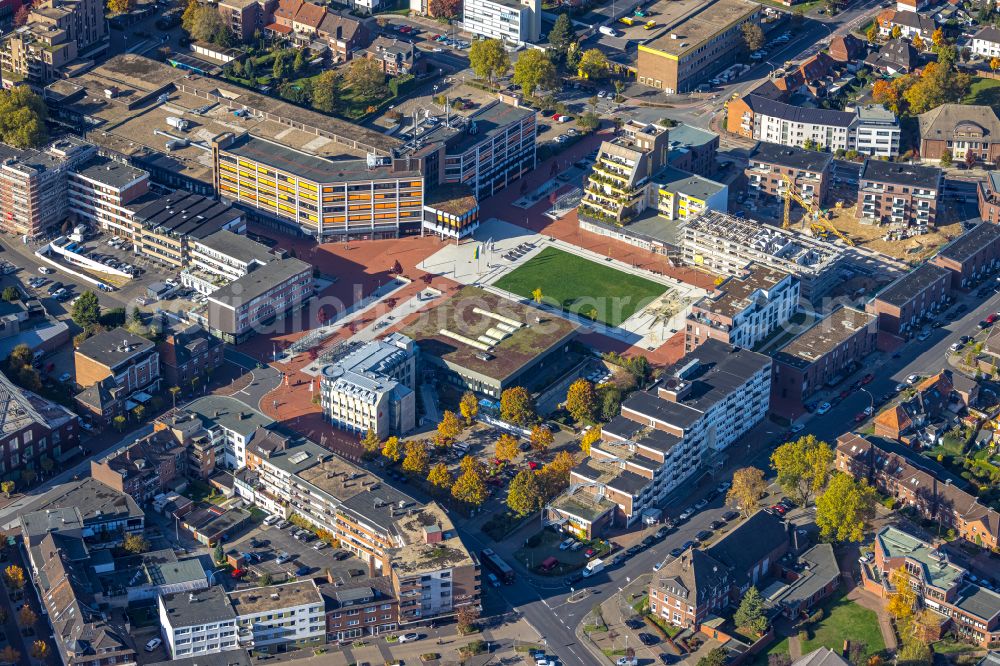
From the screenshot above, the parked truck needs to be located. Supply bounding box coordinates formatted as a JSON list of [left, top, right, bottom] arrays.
[[582, 558, 605, 577]]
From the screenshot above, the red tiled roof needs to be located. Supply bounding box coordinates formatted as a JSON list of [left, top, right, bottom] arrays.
[[265, 21, 293, 33], [293, 1, 326, 28]]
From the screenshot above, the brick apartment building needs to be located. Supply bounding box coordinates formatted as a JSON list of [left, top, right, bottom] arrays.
[[649, 511, 789, 630], [91, 428, 186, 503], [320, 578, 399, 642], [930, 222, 1000, 290], [867, 262, 951, 340], [157, 323, 225, 388], [685, 265, 799, 352], [771, 307, 877, 416], [918, 104, 1000, 166], [836, 433, 999, 550], [978, 173, 1000, 224], [74, 328, 161, 423], [0, 369, 78, 479], [857, 159, 942, 230], [746, 141, 833, 206]]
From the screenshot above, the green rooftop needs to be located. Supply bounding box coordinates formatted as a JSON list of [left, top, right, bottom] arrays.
[[877, 526, 964, 591]]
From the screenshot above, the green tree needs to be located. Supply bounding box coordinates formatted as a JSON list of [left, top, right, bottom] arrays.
[[293, 49, 306, 76], [0, 482, 13, 499], [506, 469, 542, 516], [468, 38, 510, 85], [898, 643, 932, 666], [272, 51, 289, 80], [381, 435, 401, 463], [727, 467, 767, 517], [1, 287, 18, 302], [7, 344, 31, 371], [213, 542, 226, 565], [741, 23, 764, 52], [815, 473, 877, 543], [734, 586, 768, 635], [427, 463, 453, 492], [345, 57, 388, 101], [402, 439, 429, 476], [451, 468, 488, 506], [39, 457, 53, 475], [0, 87, 48, 149], [578, 49, 609, 79], [549, 13, 577, 56], [770, 435, 834, 506], [500, 386, 534, 425], [112, 415, 126, 432], [698, 647, 728, 666], [512, 49, 557, 98], [123, 533, 150, 554], [940, 149, 953, 167], [71, 291, 101, 328], [311, 70, 339, 113], [565, 379, 597, 423]]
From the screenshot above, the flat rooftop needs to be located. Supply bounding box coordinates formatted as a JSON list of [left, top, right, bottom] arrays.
[[692, 265, 792, 320], [655, 165, 726, 201], [774, 307, 875, 368], [72, 156, 147, 189], [207, 256, 311, 307], [641, 0, 760, 58], [936, 222, 1000, 265], [228, 580, 323, 615], [400, 286, 578, 383], [861, 159, 941, 189], [390, 502, 475, 577], [161, 586, 236, 626], [877, 526, 965, 591]]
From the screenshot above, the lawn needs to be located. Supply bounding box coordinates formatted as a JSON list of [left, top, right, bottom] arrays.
[[801, 596, 886, 661], [964, 77, 1000, 106], [494, 247, 668, 327]]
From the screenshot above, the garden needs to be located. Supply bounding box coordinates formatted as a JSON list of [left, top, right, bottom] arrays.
[[494, 247, 669, 327]]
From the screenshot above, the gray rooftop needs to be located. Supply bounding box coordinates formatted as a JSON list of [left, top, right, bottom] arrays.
[[132, 192, 243, 239], [875, 262, 950, 307], [183, 395, 273, 437], [774, 307, 875, 369], [654, 165, 726, 201], [955, 583, 1000, 622], [72, 156, 147, 190], [745, 95, 856, 127], [0, 369, 75, 438], [207, 257, 312, 308], [321, 333, 413, 405], [29, 477, 144, 525], [75, 328, 154, 371], [197, 230, 274, 265], [148, 650, 252, 666], [936, 223, 1000, 264], [860, 159, 941, 189], [668, 123, 718, 150], [748, 141, 834, 173], [160, 586, 236, 627]]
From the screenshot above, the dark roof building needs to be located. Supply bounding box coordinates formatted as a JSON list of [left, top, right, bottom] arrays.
[[747, 141, 835, 173], [865, 39, 918, 74]]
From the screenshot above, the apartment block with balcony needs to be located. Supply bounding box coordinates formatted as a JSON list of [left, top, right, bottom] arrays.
[[461, 0, 540, 43], [0, 137, 95, 238], [182, 229, 274, 295], [580, 121, 671, 225], [235, 438, 480, 624], [745, 141, 833, 207], [319, 333, 417, 438], [551, 340, 771, 533], [858, 159, 941, 231], [229, 581, 326, 652], [855, 105, 902, 157], [685, 265, 800, 352], [179, 394, 272, 470], [867, 526, 1000, 646], [68, 156, 149, 230], [654, 165, 728, 222]]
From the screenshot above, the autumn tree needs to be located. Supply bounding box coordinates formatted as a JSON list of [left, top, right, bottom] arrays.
[[345, 57, 388, 101], [4, 565, 24, 590], [770, 435, 833, 506], [500, 386, 534, 425], [123, 533, 150, 554], [566, 379, 597, 423], [539, 451, 575, 497], [0, 647, 21, 665], [727, 467, 767, 517], [912, 33, 924, 50], [13, 5, 28, 26], [866, 23, 878, 44], [887, 567, 916, 621], [580, 426, 601, 456], [381, 435, 401, 463], [361, 429, 381, 458], [507, 469, 543, 516], [459, 391, 479, 425], [451, 468, 488, 506], [0, 482, 12, 499], [456, 604, 480, 634], [437, 410, 463, 447], [902, 60, 971, 114], [460, 455, 485, 478], [107, 0, 135, 14], [742, 23, 764, 52], [890, 25, 902, 39], [578, 49, 609, 79], [0, 86, 48, 149], [468, 38, 510, 85], [427, 463, 453, 492], [512, 49, 557, 98], [428, 0, 459, 17], [402, 439, 429, 476], [940, 149, 953, 167], [815, 473, 876, 543], [30, 641, 47, 661], [931, 26, 944, 49], [530, 424, 553, 453], [311, 70, 339, 113], [494, 433, 520, 462], [18, 605, 36, 631]]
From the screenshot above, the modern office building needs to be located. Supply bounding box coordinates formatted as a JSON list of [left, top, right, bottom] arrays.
[[857, 159, 942, 231], [319, 333, 417, 438], [636, 0, 761, 94], [685, 265, 799, 352], [461, 0, 541, 43], [547, 340, 771, 534], [127, 192, 246, 269], [67, 156, 150, 231]]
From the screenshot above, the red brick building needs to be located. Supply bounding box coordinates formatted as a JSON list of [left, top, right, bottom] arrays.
[[320, 577, 399, 642], [930, 221, 1000, 290], [866, 262, 951, 339]]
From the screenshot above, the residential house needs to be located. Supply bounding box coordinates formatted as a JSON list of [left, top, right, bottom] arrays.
[[290, 1, 326, 43], [872, 370, 955, 441], [320, 578, 399, 642], [971, 26, 1000, 59], [365, 36, 418, 75], [316, 11, 370, 61], [90, 428, 186, 503], [158, 323, 225, 389], [828, 34, 867, 64], [653, 165, 728, 221], [74, 328, 160, 424], [864, 38, 919, 76], [0, 368, 78, 479], [930, 222, 1000, 289], [877, 9, 935, 39], [159, 586, 239, 658], [918, 104, 1000, 166], [978, 172, 1000, 224]]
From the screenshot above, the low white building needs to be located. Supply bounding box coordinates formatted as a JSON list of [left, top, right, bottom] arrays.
[[319, 332, 417, 438], [853, 105, 902, 157], [183, 230, 275, 295], [461, 0, 540, 43], [971, 26, 1000, 59], [229, 581, 326, 651], [158, 587, 239, 658]]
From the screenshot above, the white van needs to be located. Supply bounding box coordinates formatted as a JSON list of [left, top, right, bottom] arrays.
[[262, 514, 280, 526]]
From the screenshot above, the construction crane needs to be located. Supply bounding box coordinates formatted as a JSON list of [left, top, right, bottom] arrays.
[[781, 175, 855, 246]]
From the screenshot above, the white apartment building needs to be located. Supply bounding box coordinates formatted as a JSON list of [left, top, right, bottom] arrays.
[[747, 96, 900, 157], [67, 156, 149, 234], [971, 26, 1000, 58], [554, 340, 772, 529], [686, 266, 800, 352], [319, 333, 417, 438], [183, 395, 272, 469], [182, 230, 274, 295], [462, 0, 540, 43], [158, 587, 239, 659], [229, 581, 326, 651]]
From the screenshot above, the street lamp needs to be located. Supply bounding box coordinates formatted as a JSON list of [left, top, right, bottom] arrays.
[[860, 387, 875, 417]]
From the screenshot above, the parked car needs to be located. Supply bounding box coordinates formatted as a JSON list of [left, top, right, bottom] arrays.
[[145, 639, 162, 652], [639, 633, 659, 646], [678, 507, 694, 521], [397, 633, 420, 643], [709, 519, 725, 530], [275, 551, 292, 564], [695, 530, 712, 542], [670, 547, 684, 557], [38, 266, 54, 274], [906, 374, 921, 385], [694, 498, 709, 510], [58, 372, 72, 383], [722, 510, 740, 521], [816, 402, 831, 414]]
